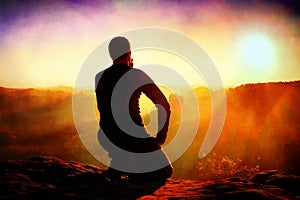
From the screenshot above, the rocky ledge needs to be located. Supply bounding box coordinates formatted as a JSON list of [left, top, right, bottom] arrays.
[[1, 156, 299, 199]]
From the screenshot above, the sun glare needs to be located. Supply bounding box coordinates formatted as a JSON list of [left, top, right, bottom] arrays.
[[241, 34, 275, 70]]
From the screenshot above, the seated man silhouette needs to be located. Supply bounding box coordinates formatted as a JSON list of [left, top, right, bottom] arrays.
[[95, 37, 173, 182]]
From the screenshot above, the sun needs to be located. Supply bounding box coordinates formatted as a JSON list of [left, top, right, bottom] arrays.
[[240, 34, 275, 70]]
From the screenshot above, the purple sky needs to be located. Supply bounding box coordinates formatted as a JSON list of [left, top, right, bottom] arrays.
[[0, 0, 299, 87]]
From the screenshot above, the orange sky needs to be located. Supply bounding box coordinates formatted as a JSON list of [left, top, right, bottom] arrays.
[[0, 1, 299, 88]]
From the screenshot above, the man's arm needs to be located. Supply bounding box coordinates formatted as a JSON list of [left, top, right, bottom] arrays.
[[138, 73, 171, 145]]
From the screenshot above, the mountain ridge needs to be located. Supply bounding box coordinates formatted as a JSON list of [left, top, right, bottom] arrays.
[[0, 80, 299, 179]]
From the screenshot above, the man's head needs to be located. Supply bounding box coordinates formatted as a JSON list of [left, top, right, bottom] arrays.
[[109, 37, 132, 66]]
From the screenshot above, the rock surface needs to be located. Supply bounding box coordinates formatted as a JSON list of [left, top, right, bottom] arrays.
[[1, 156, 299, 199]]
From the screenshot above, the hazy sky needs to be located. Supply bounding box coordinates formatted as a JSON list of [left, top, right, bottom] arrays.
[[0, 0, 299, 88]]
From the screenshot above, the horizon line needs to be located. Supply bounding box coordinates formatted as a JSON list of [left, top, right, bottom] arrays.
[[1, 80, 299, 91]]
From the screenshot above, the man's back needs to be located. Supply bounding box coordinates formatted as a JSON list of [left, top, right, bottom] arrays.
[[95, 64, 132, 126], [94, 36, 173, 180], [95, 63, 171, 153]]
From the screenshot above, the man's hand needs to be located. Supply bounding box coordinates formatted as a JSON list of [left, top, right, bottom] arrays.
[[155, 131, 167, 145]]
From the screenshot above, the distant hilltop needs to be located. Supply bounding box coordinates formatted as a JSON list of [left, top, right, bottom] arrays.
[[0, 84, 73, 93], [41, 84, 73, 92], [0, 80, 299, 93]]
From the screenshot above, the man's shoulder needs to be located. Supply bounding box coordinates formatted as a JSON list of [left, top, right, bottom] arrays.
[[130, 68, 149, 76], [95, 66, 112, 80], [95, 70, 105, 82], [95, 71, 104, 78], [95, 69, 107, 90], [129, 68, 155, 85]]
